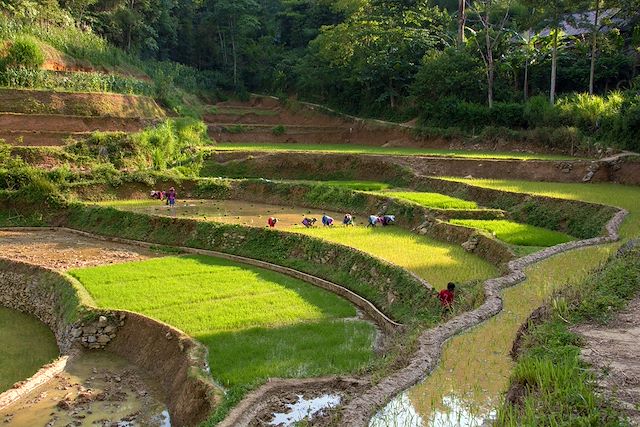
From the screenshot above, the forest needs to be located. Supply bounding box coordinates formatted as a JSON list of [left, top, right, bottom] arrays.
[[1, 0, 640, 150]]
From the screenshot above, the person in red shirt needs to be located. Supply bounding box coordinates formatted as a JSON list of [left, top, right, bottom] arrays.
[[439, 282, 456, 311], [267, 217, 278, 228]]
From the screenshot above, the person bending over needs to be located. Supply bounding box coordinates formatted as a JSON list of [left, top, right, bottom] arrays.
[[439, 282, 456, 312]]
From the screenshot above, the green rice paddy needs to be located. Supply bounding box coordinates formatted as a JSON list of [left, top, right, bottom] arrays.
[[441, 178, 640, 238], [211, 143, 578, 161], [449, 219, 575, 247], [380, 191, 479, 210], [294, 226, 498, 289], [0, 307, 58, 392], [69, 255, 375, 388]]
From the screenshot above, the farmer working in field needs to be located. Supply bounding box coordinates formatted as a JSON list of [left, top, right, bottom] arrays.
[[166, 187, 177, 207], [267, 217, 278, 228], [322, 214, 334, 227], [381, 215, 396, 226], [302, 217, 317, 228], [438, 282, 456, 312], [368, 215, 380, 227], [343, 214, 354, 226]]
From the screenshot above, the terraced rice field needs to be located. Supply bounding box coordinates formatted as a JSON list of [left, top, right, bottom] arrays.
[[211, 143, 578, 161], [100, 199, 499, 289], [449, 219, 575, 247], [379, 191, 479, 210], [70, 255, 375, 388], [0, 307, 58, 392]]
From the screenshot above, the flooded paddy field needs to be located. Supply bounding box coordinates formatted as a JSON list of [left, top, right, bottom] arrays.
[[0, 352, 169, 427], [0, 307, 58, 393], [101, 199, 499, 289], [97, 198, 351, 228], [371, 244, 614, 427]]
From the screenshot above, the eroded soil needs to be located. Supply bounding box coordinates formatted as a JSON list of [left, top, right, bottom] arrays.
[[0, 229, 159, 270], [0, 352, 169, 427], [573, 296, 640, 425]]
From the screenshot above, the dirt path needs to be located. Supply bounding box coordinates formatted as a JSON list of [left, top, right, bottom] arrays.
[[0, 229, 159, 270], [573, 296, 640, 425]]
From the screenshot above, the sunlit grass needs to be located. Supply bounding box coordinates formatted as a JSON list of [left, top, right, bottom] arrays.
[[0, 307, 58, 392], [380, 191, 479, 210], [449, 219, 575, 247], [294, 226, 497, 289], [69, 255, 375, 387], [441, 178, 640, 238], [210, 143, 578, 161]]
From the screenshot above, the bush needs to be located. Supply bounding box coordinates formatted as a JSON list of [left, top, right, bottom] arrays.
[[272, 125, 286, 136], [2, 36, 44, 70]]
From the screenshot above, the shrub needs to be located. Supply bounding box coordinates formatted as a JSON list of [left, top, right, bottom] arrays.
[[2, 36, 44, 70], [272, 125, 286, 136]]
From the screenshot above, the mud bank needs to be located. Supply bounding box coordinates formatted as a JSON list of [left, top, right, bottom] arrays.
[[0, 255, 220, 426], [0, 88, 165, 118]]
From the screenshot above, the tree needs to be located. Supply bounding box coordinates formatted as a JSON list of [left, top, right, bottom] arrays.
[[524, 0, 573, 104], [467, 0, 512, 108]]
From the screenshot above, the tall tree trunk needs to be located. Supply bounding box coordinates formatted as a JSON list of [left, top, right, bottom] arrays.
[[230, 20, 238, 88], [486, 27, 494, 108], [589, 0, 601, 95], [458, 0, 466, 46], [550, 28, 558, 105], [524, 60, 529, 101]]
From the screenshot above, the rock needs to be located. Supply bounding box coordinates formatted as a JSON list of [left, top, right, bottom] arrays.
[[165, 332, 173, 340], [96, 334, 110, 344], [70, 328, 83, 338], [103, 325, 116, 334], [97, 316, 108, 327], [56, 400, 72, 410], [82, 326, 97, 335], [462, 236, 480, 252], [86, 335, 97, 344]]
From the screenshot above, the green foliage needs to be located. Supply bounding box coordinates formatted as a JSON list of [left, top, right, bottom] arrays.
[[497, 249, 640, 426], [449, 219, 575, 247], [0, 68, 155, 95], [271, 124, 286, 135], [1, 36, 44, 70], [66, 118, 209, 175]]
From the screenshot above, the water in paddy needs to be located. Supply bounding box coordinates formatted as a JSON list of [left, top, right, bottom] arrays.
[[370, 244, 614, 427], [105, 199, 498, 288], [0, 307, 58, 393], [0, 351, 169, 426], [106, 199, 350, 228]]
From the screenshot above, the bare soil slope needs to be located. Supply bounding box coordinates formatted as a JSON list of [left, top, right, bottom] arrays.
[[573, 297, 640, 425]]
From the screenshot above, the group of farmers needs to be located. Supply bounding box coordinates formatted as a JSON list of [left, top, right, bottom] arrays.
[[267, 213, 396, 229], [150, 187, 177, 207]]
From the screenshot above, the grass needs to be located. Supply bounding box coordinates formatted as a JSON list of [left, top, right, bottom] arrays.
[[69, 255, 375, 388], [441, 178, 640, 238], [210, 143, 580, 161], [379, 191, 479, 210], [496, 248, 640, 426], [0, 306, 58, 392], [293, 226, 497, 290], [449, 219, 575, 247]]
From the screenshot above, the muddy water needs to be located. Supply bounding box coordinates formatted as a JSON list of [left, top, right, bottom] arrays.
[[370, 245, 614, 427], [0, 307, 58, 393], [0, 351, 169, 426], [104, 199, 352, 228]]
